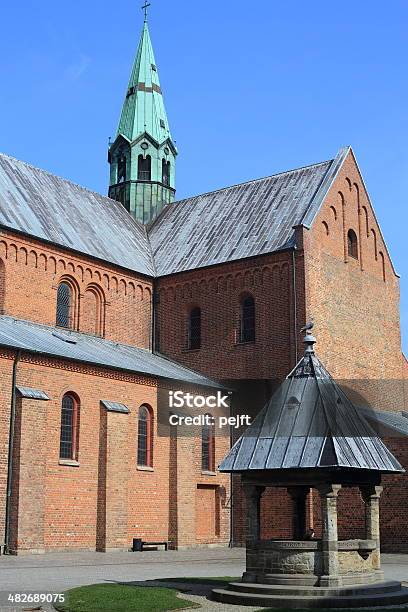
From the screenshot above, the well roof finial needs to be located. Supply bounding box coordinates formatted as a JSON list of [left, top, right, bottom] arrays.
[[141, 1, 151, 22], [301, 321, 316, 354]]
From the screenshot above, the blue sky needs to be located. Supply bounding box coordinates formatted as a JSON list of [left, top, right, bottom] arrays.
[[0, 0, 407, 351]]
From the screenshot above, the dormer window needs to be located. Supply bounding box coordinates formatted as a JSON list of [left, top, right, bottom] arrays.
[[160, 119, 165, 129], [151, 63, 157, 71]]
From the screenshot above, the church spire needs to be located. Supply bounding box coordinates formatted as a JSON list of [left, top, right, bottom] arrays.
[[108, 9, 177, 225]]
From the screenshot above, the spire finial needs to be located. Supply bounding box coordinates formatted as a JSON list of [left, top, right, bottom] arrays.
[[301, 321, 316, 354], [141, 1, 151, 22]]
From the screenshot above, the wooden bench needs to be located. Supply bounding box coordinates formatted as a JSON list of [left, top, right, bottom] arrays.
[[132, 538, 168, 551]]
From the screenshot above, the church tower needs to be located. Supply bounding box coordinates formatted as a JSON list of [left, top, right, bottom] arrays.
[[108, 10, 177, 225]]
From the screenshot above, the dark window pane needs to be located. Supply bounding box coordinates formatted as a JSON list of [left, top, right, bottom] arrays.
[[348, 229, 358, 259], [56, 283, 71, 328], [118, 156, 127, 183], [60, 395, 75, 459], [138, 155, 151, 181], [138, 406, 152, 466], [162, 159, 170, 186], [202, 420, 214, 471], [188, 307, 201, 349], [240, 296, 255, 343]]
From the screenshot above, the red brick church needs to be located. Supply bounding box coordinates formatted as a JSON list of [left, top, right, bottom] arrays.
[[0, 18, 407, 555]]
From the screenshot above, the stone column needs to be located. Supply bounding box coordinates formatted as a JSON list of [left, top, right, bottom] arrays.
[[243, 484, 265, 543], [360, 485, 383, 571], [242, 484, 265, 583], [318, 484, 342, 586], [287, 486, 309, 539]]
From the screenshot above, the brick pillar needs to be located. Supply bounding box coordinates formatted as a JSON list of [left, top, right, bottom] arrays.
[[97, 403, 129, 552], [317, 484, 341, 586], [9, 395, 48, 553], [360, 484, 383, 571]]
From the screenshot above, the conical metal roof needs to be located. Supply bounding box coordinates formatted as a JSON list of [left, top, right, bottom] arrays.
[[219, 333, 404, 474], [117, 22, 172, 144]]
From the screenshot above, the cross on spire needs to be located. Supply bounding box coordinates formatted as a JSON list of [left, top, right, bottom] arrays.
[[141, 1, 151, 22]]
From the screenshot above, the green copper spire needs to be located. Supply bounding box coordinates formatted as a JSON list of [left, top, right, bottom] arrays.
[[108, 13, 177, 225]]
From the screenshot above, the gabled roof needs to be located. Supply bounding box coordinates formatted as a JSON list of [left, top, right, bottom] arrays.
[[219, 334, 404, 474], [0, 147, 350, 278], [149, 148, 349, 276], [0, 315, 220, 388], [0, 153, 155, 276], [116, 22, 173, 145]]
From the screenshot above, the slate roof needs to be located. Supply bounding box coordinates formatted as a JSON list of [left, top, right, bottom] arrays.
[[0, 153, 154, 276], [0, 147, 350, 277], [0, 315, 220, 388], [149, 148, 349, 276], [219, 335, 404, 474]]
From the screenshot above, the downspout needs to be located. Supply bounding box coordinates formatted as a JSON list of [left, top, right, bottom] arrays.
[[4, 349, 21, 554], [292, 249, 298, 364]]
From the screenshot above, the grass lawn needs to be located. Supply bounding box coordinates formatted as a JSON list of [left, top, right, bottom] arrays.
[[54, 583, 200, 612]]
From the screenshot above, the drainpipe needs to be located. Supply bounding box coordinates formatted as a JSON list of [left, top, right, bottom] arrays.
[[4, 349, 21, 554], [292, 249, 298, 364]]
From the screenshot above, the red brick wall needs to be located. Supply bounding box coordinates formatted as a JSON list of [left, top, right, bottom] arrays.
[[0, 229, 152, 348], [0, 352, 230, 553], [156, 251, 303, 381]]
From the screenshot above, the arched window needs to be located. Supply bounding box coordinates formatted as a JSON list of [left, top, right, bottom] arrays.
[[81, 284, 105, 337], [117, 155, 127, 183], [202, 417, 215, 472], [347, 229, 358, 260], [188, 307, 201, 350], [162, 159, 170, 186], [239, 294, 255, 343], [59, 393, 80, 460], [137, 405, 153, 467], [138, 154, 151, 181], [56, 282, 72, 328]]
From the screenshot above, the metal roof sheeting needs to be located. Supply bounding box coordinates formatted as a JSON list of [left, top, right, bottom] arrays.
[[0, 153, 154, 276], [16, 386, 49, 400], [148, 153, 348, 276], [0, 315, 220, 388], [100, 400, 130, 414], [219, 348, 404, 474], [359, 407, 408, 437]]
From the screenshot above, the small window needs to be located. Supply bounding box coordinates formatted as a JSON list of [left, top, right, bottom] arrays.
[[160, 119, 165, 128], [239, 295, 255, 343], [151, 63, 157, 71], [202, 417, 215, 472], [56, 282, 72, 329], [188, 307, 201, 350], [162, 159, 170, 186], [138, 154, 151, 181], [59, 393, 80, 460], [138, 405, 153, 467], [347, 229, 358, 259], [117, 156, 127, 183]]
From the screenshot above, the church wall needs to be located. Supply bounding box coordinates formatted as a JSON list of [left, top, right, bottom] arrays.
[[0, 229, 152, 349], [305, 150, 404, 410], [0, 352, 229, 553], [156, 251, 304, 382]]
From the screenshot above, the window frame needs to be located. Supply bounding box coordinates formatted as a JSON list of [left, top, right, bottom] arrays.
[[187, 306, 201, 350], [201, 417, 215, 472], [59, 393, 80, 461], [239, 294, 256, 343], [347, 229, 359, 260], [56, 282, 73, 329], [137, 404, 154, 468]]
